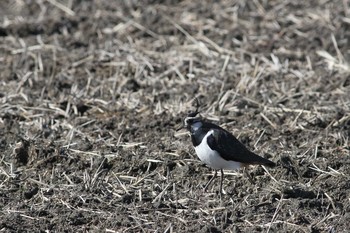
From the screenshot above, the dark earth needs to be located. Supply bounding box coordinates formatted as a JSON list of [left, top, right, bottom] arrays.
[[0, 0, 349, 232]]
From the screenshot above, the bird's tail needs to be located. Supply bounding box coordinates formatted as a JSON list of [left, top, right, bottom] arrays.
[[262, 159, 276, 167], [251, 153, 276, 167]]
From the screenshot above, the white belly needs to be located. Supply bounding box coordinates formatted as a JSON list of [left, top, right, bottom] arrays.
[[194, 130, 241, 170]]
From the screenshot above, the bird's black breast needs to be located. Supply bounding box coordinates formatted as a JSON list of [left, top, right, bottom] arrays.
[[190, 127, 210, 147], [189, 121, 211, 147]]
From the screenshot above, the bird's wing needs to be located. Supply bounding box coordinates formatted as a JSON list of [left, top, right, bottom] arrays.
[[206, 128, 275, 167]]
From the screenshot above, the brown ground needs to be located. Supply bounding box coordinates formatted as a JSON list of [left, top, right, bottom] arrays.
[[0, 0, 349, 232]]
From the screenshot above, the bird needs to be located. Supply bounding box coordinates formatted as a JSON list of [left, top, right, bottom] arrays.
[[180, 103, 275, 198]]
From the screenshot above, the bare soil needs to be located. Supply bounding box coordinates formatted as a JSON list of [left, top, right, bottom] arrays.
[[0, 0, 349, 232]]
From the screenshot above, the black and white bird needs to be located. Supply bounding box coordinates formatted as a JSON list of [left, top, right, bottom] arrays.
[[181, 106, 275, 198]]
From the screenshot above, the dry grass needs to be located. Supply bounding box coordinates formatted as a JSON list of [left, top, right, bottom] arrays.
[[0, 0, 349, 232]]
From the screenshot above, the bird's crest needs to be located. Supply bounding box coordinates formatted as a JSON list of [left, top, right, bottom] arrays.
[[184, 98, 201, 127], [187, 97, 200, 117]]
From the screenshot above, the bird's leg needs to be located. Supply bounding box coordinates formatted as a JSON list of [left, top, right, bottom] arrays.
[[219, 169, 224, 199], [204, 170, 217, 191]]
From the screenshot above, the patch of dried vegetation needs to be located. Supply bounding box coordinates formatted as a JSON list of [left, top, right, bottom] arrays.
[[0, 0, 349, 232]]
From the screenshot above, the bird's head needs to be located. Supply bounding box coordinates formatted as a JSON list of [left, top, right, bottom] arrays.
[[183, 98, 201, 131], [183, 98, 203, 131], [183, 110, 201, 129]]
